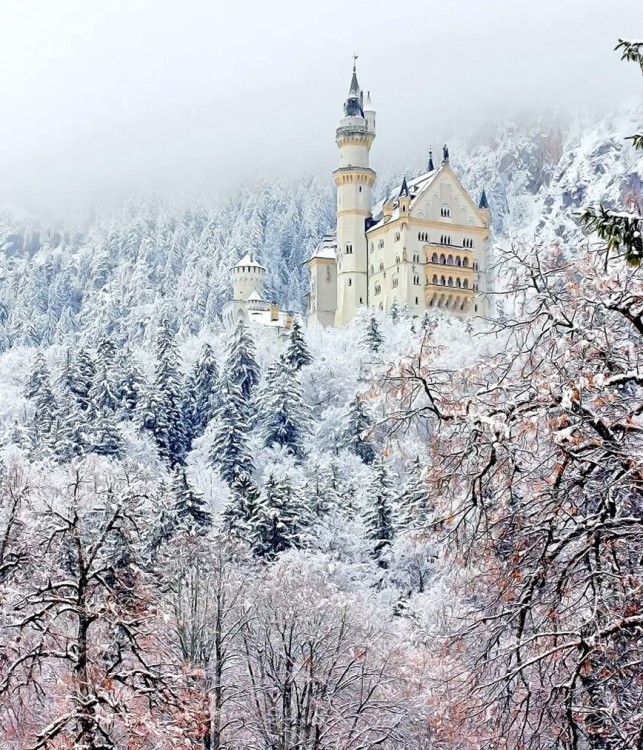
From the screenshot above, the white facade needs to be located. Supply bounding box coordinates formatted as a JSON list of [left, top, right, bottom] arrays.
[[308, 66, 492, 325]]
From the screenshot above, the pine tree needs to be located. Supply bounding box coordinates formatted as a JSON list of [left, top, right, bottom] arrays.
[[305, 459, 341, 517], [181, 342, 219, 447], [283, 319, 312, 370], [259, 360, 310, 459], [119, 356, 146, 415], [222, 468, 261, 541], [144, 320, 186, 466], [209, 377, 254, 485], [26, 353, 59, 451], [365, 459, 396, 562], [89, 362, 121, 412], [68, 349, 96, 411], [398, 457, 431, 529], [91, 407, 123, 458], [251, 472, 305, 559], [388, 301, 400, 322], [224, 319, 260, 416], [346, 395, 376, 465], [170, 468, 212, 535], [363, 315, 383, 353]]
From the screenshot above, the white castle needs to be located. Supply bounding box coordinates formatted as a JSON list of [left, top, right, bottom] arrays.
[[307, 62, 491, 327]]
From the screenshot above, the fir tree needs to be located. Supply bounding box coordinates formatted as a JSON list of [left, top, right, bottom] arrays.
[[91, 407, 123, 458], [209, 377, 254, 485], [144, 320, 186, 466], [259, 360, 310, 459], [365, 459, 396, 562], [252, 472, 305, 559], [181, 342, 219, 446], [119, 356, 146, 415], [398, 457, 431, 529], [68, 349, 96, 411], [283, 319, 312, 370], [363, 315, 383, 353], [26, 353, 59, 451], [170, 468, 212, 535], [89, 362, 121, 412], [388, 301, 400, 322], [222, 468, 262, 541], [346, 395, 376, 465], [224, 319, 260, 415]]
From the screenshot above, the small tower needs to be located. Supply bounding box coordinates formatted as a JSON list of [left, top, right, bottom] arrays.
[[233, 252, 266, 302], [307, 233, 338, 327], [334, 58, 376, 326]]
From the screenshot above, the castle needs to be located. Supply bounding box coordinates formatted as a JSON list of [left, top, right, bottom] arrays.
[[307, 62, 491, 327]]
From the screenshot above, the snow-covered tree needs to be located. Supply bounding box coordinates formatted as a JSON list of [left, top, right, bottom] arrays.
[[363, 314, 383, 353], [251, 472, 306, 559], [345, 395, 376, 465], [182, 342, 219, 447], [283, 319, 312, 370], [364, 459, 396, 562], [209, 377, 254, 486], [259, 360, 310, 459]]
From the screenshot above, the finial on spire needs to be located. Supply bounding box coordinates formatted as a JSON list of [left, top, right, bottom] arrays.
[[442, 144, 449, 164], [352, 53, 359, 72], [427, 146, 435, 172]]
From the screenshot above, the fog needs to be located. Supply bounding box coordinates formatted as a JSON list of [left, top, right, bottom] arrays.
[[0, 0, 641, 207]]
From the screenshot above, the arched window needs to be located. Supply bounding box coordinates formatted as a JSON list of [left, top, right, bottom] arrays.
[[378, 239, 384, 249], [394, 232, 400, 242], [441, 205, 451, 217], [345, 243, 353, 254], [348, 278, 352, 287], [447, 255, 454, 265], [415, 296, 419, 305], [456, 279, 461, 288], [463, 279, 469, 289], [374, 283, 382, 295], [440, 275, 446, 285], [456, 256, 461, 266], [473, 261, 479, 271], [462, 257, 469, 268], [432, 275, 438, 285], [395, 255, 400, 265], [392, 277, 399, 288], [379, 261, 384, 271], [413, 275, 420, 285], [431, 252, 438, 263], [448, 277, 454, 287], [439, 254, 446, 264]]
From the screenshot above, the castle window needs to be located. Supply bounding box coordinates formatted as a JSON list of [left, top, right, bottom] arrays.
[[431, 252, 438, 263], [413, 275, 420, 285], [360, 297, 363, 303], [379, 261, 384, 271], [448, 277, 454, 287], [475, 304, 478, 312], [441, 206, 451, 217], [456, 279, 461, 288], [379, 302, 384, 311], [463, 279, 469, 289], [348, 278, 352, 287], [439, 254, 446, 264], [378, 239, 384, 249], [474, 283, 479, 292], [432, 275, 438, 285], [413, 253, 420, 263], [370, 264, 374, 274], [395, 254, 400, 265], [462, 257, 469, 268], [415, 296, 419, 305], [392, 277, 399, 288], [394, 232, 400, 242], [345, 243, 353, 254], [473, 261, 479, 271], [447, 255, 454, 265], [374, 283, 382, 295], [455, 256, 461, 266], [370, 242, 374, 252], [359, 186, 362, 192], [440, 276, 446, 286]]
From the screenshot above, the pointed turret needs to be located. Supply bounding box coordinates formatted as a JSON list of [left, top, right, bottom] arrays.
[[398, 175, 410, 198], [344, 60, 363, 117], [478, 189, 489, 209], [364, 90, 376, 134], [427, 147, 435, 172]]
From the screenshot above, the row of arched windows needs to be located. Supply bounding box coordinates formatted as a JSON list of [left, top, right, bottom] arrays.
[[440, 235, 452, 245], [431, 275, 470, 289], [430, 253, 470, 267], [441, 206, 451, 217], [418, 231, 429, 242], [463, 237, 474, 248], [430, 297, 469, 312]]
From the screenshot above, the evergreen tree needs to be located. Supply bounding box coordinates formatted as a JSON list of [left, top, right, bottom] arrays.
[[388, 301, 400, 322], [251, 472, 305, 559], [119, 356, 146, 415], [68, 349, 96, 411], [222, 468, 262, 541], [26, 353, 59, 450], [170, 468, 212, 535], [346, 395, 376, 465], [365, 460, 396, 562], [209, 377, 254, 485], [91, 407, 123, 458], [224, 319, 260, 415], [283, 319, 312, 370], [363, 315, 383, 353], [181, 342, 219, 446], [144, 320, 186, 466], [259, 360, 310, 459], [305, 459, 341, 517], [398, 457, 432, 529], [89, 362, 121, 412]]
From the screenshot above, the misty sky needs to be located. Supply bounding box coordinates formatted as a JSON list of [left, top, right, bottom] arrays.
[[0, 0, 641, 205]]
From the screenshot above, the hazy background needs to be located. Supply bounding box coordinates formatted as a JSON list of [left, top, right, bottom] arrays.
[[0, 0, 641, 208]]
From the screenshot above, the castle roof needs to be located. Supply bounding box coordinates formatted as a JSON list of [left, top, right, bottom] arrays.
[[233, 252, 265, 270], [246, 289, 265, 302], [307, 232, 337, 262], [479, 189, 489, 209], [369, 165, 442, 228]]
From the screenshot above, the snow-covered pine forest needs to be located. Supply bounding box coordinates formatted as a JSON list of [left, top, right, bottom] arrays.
[[0, 93, 642, 750]]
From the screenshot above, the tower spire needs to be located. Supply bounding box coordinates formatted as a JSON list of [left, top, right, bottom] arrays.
[[344, 55, 363, 117], [398, 175, 410, 198], [427, 146, 435, 172]]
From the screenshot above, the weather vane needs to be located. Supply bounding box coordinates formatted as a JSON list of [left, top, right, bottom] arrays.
[[352, 53, 359, 71]]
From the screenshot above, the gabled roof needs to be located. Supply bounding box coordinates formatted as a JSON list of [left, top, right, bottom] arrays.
[[307, 232, 337, 262], [246, 289, 265, 302], [370, 166, 441, 227]]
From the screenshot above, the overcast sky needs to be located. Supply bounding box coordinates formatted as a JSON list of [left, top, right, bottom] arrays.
[[0, 0, 641, 207]]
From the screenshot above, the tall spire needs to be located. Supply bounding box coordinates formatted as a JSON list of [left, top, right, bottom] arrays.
[[427, 146, 435, 172], [344, 56, 363, 117], [478, 189, 489, 209], [398, 175, 410, 198]]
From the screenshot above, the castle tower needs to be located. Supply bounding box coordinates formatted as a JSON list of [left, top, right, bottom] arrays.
[[232, 252, 266, 301], [333, 61, 376, 326]]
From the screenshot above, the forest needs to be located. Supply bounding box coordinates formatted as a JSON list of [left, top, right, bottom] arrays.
[[0, 41, 642, 750]]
